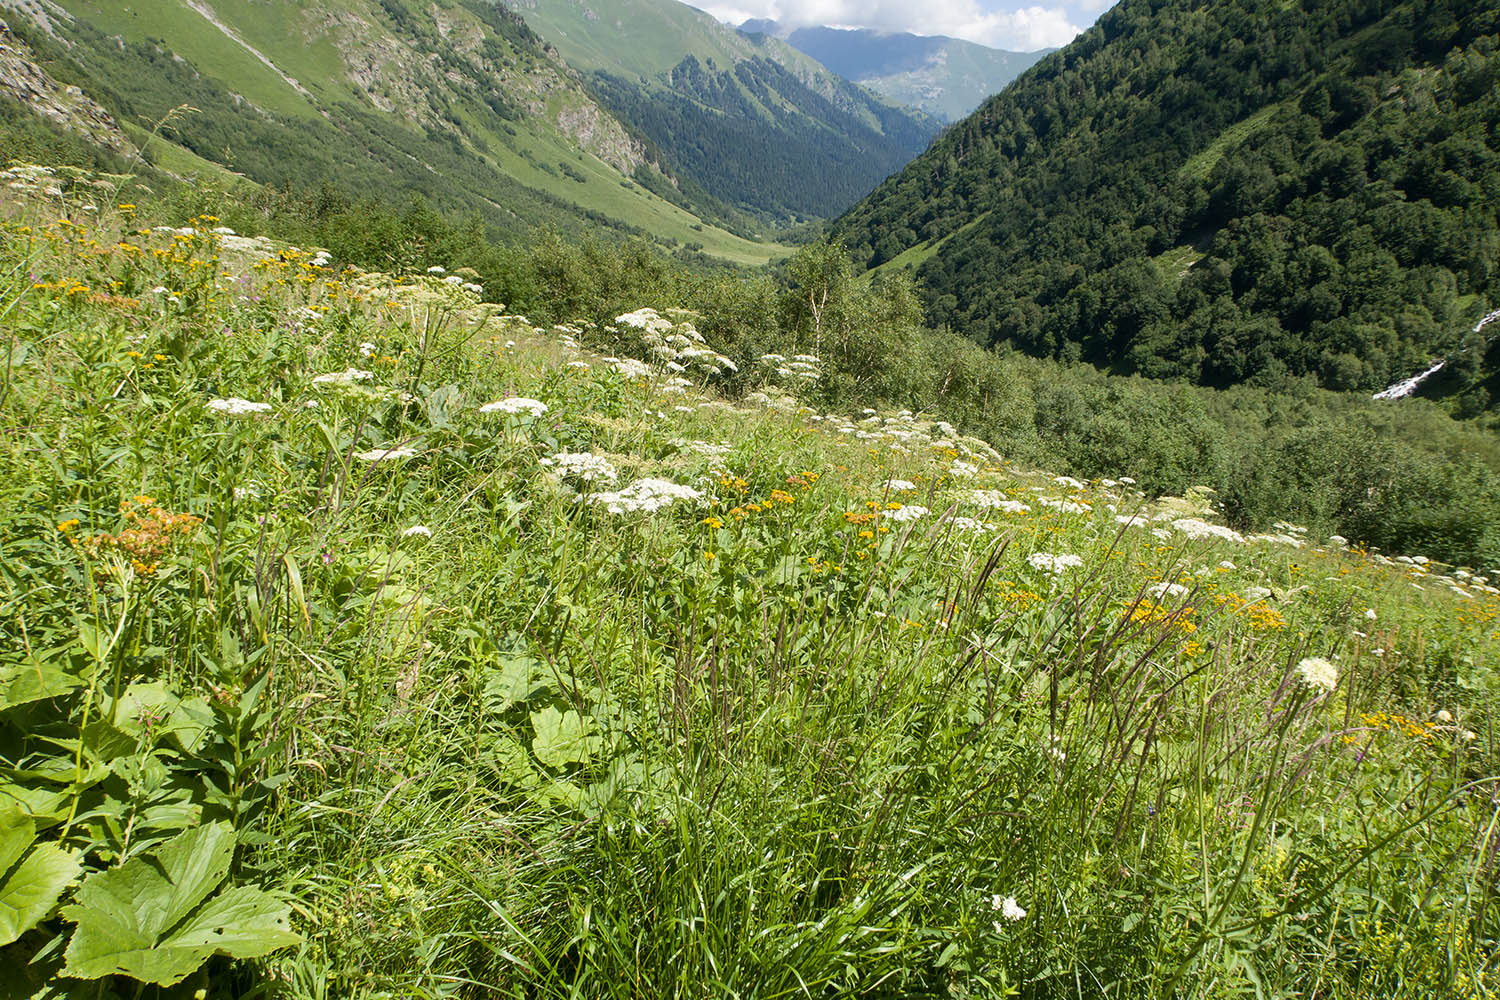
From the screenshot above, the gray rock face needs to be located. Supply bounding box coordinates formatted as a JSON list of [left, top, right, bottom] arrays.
[[0, 16, 136, 154]]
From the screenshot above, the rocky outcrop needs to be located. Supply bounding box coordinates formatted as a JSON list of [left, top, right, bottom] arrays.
[[0, 17, 136, 155]]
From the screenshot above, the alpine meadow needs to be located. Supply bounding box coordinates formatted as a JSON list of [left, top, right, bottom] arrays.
[[1, 0, 1499, 997]]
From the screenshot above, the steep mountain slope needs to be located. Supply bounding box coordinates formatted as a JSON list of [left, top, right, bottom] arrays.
[[0, 0, 780, 261], [739, 20, 1049, 123], [835, 0, 1500, 407], [506, 0, 941, 220]]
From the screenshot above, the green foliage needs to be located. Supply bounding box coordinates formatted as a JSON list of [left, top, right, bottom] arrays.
[[2, 173, 1499, 998], [60, 823, 298, 985], [836, 0, 1500, 406], [0, 807, 80, 946]]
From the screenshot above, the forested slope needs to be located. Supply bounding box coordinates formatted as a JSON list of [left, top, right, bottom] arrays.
[[510, 0, 941, 221], [835, 0, 1500, 407]]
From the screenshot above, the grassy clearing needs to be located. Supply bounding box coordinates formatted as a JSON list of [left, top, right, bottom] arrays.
[[1177, 104, 1283, 183], [1, 168, 1498, 997], [868, 211, 992, 280]]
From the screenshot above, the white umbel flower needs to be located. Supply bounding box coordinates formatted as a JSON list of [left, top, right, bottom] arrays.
[[353, 446, 416, 462], [1028, 552, 1083, 573], [402, 525, 432, 538], [479, 397, 548, 417], [591, 478, 703, 514], [540, 452, 618, 483], [1294, 656, 1338, 693], [207, 397, 270, 415], [312, 368, 374, 385], [990, 894, 1027, 924]]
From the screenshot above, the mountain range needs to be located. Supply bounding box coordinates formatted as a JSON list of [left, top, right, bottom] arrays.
[[511, 0, 940, 222], [834, 0, 1500, 406], [737, 19, 1049, 123], [0, 0, 944, 260]]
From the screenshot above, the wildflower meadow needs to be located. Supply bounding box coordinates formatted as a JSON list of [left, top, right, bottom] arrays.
[[2, 166, 1498, 997]]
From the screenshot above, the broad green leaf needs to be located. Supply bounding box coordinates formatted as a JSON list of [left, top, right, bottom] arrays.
[[0, 783, 69, 824], [74, 823, 233, 936], [101, 682, 212, 754], [482, 656, 539, 714], [531, 707, 598, 767], [484, 738, 539, 789], [167, 884, 299, 955], [0, 653, 86, 711], [60, 822, 299, 985], [0, 806, 80, 945]]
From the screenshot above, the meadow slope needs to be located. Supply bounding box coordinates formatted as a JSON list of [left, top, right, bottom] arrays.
[[1, 167, 1498, 998]]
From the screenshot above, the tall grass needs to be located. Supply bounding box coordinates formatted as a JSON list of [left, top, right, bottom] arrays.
[[0, 167, 1497, 998]]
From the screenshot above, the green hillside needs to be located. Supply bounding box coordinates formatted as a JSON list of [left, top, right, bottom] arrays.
[[3, 0, 785, 263], [508, 0, 941, 220], [835, 0, 1500, 408]]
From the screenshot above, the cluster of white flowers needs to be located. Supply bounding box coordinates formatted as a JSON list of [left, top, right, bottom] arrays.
[[968, 490, 1030, 513], [604, 357, 652, 379], [1039, 497, 1090, 515], [590, 478, 704, 515], [1053, 476, 1086, 489], [1147, 582, 1190, 598], [438, 274, 484, 295], [479, 397, 548, 417], [1241, 586, 1273, 602], [885, 504, 929, 523], [540, 451, 618, 483], [312, 368, 375, 386], [402, 525, 432, 538], [354, 446, 416, 462], [1294, 656, 1339, 693], [1172, 518, 1245, 544], [880, 479, 917, 492], [949, 460, 979, 478], [359, 341, 377, 358], [207, 397, 271, 415], [991, 894, 1027, 924], [678, 440, 731, 458], [614, 308, 738, 379], [1028, 552, 1083, 573], [759, 352, 822, 384]]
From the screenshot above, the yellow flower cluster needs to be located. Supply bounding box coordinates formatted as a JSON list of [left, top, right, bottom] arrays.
[[65, 496, 201, 577], [1125, 599, 1198, 634], [996, 581, 1042, 611], [1358, 711, 1437, 742], [1244, 603, 1286, 631]]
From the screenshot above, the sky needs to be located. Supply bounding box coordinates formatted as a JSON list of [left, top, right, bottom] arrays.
[[688, 0, 1114, 51]]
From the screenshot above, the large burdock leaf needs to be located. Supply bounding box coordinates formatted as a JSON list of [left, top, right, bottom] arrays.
[[531, 706, 599, 767], [60, 822, 299, 985], [0, 805, 81, 945]]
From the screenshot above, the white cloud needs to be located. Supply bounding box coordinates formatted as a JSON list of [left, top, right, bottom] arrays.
[[692, 0, 1088, 51]]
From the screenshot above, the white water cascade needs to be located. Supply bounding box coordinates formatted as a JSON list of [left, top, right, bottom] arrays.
[[1372, 308, 1500, 401]]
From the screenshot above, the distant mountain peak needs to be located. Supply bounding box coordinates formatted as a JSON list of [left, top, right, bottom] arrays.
[[734, 19, 1048, 121]]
